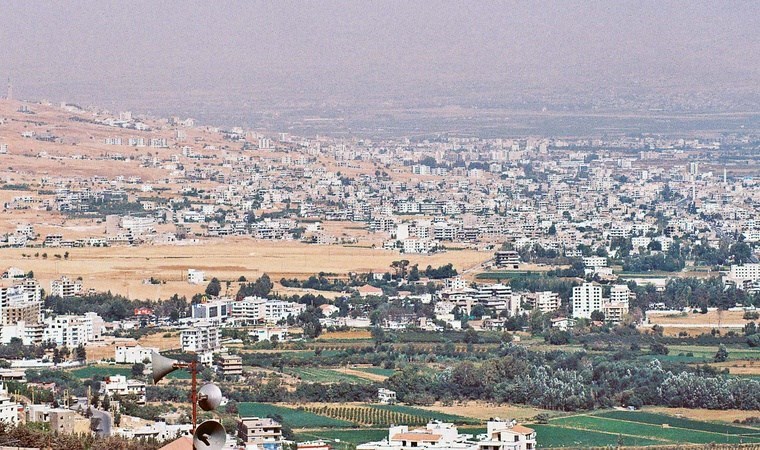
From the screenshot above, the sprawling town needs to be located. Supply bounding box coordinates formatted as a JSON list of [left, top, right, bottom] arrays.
[[0, 93, 759, 450]]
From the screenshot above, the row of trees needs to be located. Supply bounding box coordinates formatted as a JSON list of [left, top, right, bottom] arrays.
[[382, 347, 760, 411]]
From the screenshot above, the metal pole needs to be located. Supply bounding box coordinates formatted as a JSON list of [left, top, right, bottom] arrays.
[[191, 360, 198, 434]]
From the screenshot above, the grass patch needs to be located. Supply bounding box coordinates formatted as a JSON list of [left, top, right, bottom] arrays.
[[286, 368, 373, 384], [70, 364, 189, 380], [238, 403, 354, 428], [551, 415, 760, 444], [594, 410, 760, 435], [70, 365, 132, 379], [370, 404, 479, 425], [475, 272, 541, 280], [295, 428, 387, 450], [530, 424, 662, 448], [355, 367, 397, 377]]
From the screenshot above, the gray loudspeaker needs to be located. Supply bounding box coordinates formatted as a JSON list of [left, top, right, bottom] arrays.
[[198, 383, 223, 411], [151, 351, 179, 384], [193, 420, 226, 450]]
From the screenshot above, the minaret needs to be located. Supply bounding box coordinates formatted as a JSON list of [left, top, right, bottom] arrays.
[[723, 167, 727, 184], [5, 77, 11, 100]]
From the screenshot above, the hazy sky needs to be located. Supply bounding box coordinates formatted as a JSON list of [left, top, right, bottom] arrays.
[[1, 1, 758, 113]]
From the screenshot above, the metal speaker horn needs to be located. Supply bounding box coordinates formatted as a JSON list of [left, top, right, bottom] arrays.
[[193, 420, 226, 450], [198, 383, 223, 411], [151, 351, 179, 384]]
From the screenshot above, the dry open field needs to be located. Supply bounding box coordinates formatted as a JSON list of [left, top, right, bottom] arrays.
[[317, 330, 372, 340], [645, 406, 760, 424], [417, 401, 550, 421], [644, 310, 754, 336], [1, 239, 489, 300], [710, 359, 760, 376], [83, 333, 181, 362]]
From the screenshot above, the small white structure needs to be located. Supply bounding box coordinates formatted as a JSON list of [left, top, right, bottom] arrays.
[[115, 344, 158, 364], [188, 269, 205, 285], [378, 388, 397, 405]]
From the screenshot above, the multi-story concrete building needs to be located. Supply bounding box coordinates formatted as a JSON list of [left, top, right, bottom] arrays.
[[50, 276, 82, 297], [494, 251, 521, 268], [478, 420, 536, 450], [0, 385, 20, 425], [219, 353, 243, 378], [100, 375, 147, 404], [43, 315, 90, 346], [192, 299, 231, 324], [526, 291, 561, 313], [115, 344, 158, 364], [49, 409, 91, 435], [263, 300, 305, 324], [572, 283, 603, 319], [238, 417, 283, 450], [180, 322, 220, 352]]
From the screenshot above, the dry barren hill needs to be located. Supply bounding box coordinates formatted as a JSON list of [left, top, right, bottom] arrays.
[[0, 98, 492, 301]]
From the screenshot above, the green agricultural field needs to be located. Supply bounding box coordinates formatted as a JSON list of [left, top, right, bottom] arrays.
[[594, 411, 760, 436], [530, 424, 662, 448], [355, 367, 397, 377], [238, 403, 355, 428], [70, 365, 132, 379], [551, 415, 760, 444], [370, 404, 480, 425], [70, 364, 189, 380], [286, 368, 373, 384]]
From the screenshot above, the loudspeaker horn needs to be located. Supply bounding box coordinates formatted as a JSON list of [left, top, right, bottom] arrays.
[[198, 383, 223, 411], [151, 351, 179, 384], [193, 420, 226, 450]]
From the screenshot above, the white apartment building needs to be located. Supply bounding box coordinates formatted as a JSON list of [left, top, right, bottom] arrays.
[[479, 421, 536, 450], [610, 285, 634, 304], [723, 264, 760, 291], [50, 276, 82, 298], [0, 320, 45, 345], [402, 238, 436, 254], [250, 327, 289, 342], [728, 263, 760, 282], [180, 322, 220, 352], [115, 344, 158, 364], [444, 277, 468, 291], [582, 256, 608, 268], [121, 216, 156, 235], [603, 301, 629, 324], [100, 375, 147, 404], [43, 316, 89, 346], [572, 283, 603, 319], [527, 291, 561, 313], [231, 296, 267, 324], [264, 300, 306, 324]]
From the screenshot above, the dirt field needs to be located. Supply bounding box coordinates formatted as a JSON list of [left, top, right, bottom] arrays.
[[418, 401, 550, 421], [0, 239, 489, 300], [318, 330, 372, 340], [339, 368, 389, 382], [645, 310, 754, 336], [645, 406, 760, 424], [710, 359, 760, 376], [83, 333, 180, 362]]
